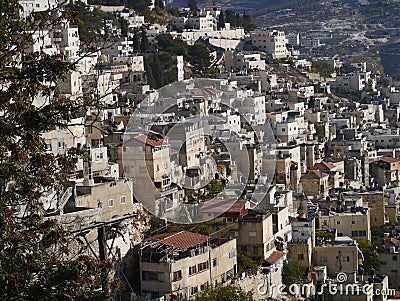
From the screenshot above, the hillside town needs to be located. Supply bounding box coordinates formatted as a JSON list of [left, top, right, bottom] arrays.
[[4, 0, 400, 300]]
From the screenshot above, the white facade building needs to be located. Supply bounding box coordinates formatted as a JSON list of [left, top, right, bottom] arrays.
[[251, 30, 291, 59]]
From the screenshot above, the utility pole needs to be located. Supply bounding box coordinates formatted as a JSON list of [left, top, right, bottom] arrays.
[[98, 225, 109, 294]]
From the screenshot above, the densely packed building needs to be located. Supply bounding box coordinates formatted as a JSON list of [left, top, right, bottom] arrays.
[[17, 0, 400, 300]]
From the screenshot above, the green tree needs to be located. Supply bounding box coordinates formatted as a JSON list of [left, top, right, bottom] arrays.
[[0, 1, 109, 299], [156, 34, 188, 56], [126, 0, 151, 19], [356, 239, 381, 271], [188, 42, 212, 74], [167, 6, 181, 17], [120, 17, 128, 37], [225, 9, 236, 27], [155, 0, 164, 9], [282, 261, 307, 285], [66, 1, 116, 44], [192, 179, 224, 201], [140, 29, 150, 52], [151, 53, 165, 88], [196, 285, 253, 301], [133, 28, 140, 51], [188, 0, 198, 15], [242, 11, 255, 32], [237, 252, 263, 275], [145, 59, 156, 88], [235, 12, 242, 27], [217, 11, 225, 29]]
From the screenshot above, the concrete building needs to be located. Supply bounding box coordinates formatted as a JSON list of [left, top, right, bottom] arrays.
[[235, 208, 275, 258], [332, 72, 374, 92], [379, 237, 400, 289], [320, 209, 371, 241], [251, 30, 291, 59], [300, 171, 330, 199], [72, 178, 134, 221], [224, 51, 266, 72], [313, 240, 359, 278], [139, 231, 237, 300], [370, 157, 400, 187]]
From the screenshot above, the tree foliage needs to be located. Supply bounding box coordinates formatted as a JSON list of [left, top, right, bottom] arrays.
[[156, 34, 188, 56], [188, 0, 198, 15], [155, 35, 214, 77], [282, 261, 307, 285], [145, 52, 178, 89], [221, 10, 255, 32], [192, 179, 224, 202], [188, 42, 212, 74], [237, 252, 263, 275], [196, 285, 253, 301], [217, 11, 225, 29], [125, 0, 152, 19], [0, 1, 109, 299], [140, 30, 150, 52], [356, 239, 381, 271], [66, 1, 116, 44]]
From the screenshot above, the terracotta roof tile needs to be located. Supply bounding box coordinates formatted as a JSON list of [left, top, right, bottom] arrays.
[[266, 251, 286, 264], [385, 237, 400, 249], [380, 157, 400, 164], [133, 134, 166, 147], [310, 161, 336, 171], [147, 231, 210, 250]]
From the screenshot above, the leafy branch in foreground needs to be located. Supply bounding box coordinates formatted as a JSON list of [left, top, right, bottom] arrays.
[[0, 1, 109, 299]]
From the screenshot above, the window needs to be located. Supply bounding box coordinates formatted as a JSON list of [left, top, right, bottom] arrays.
[[198, 262, 208, 272], [336, 221, 341, 225], [189, 286, 198, 296], [320, 256, 327, 263], [139, 166, 147, 173], [352, 220, 355, 224], [142, 271, 159, 281], [352, 231, 359, 237], [189, 265, 197, 276], [172, 270, 182, 282], [343, 256, 350, 262], [229, 249, 237, 259], [200, 282, 208, 292], [212, 258, 219, 267], [249, 232, 257, 237], [298, 254, 304, 260], [45, 143, 52, 151], [108, 199, 114, 207], [253, 246, 259, 255], [359, 231, 366, 237], [120, 196, 126, 204], [393, 255, 398, 261]]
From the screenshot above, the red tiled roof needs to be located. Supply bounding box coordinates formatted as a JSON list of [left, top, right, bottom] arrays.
[[133, 134, 166, 147], [380, 157, 400, 164], [310, 161, 336, 171], [200, 198, 237, 213], [385, 237, 400, 249], [190, 87, 221, 97], [146, 231, 210, 250], [266, 251, 286, 264]]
